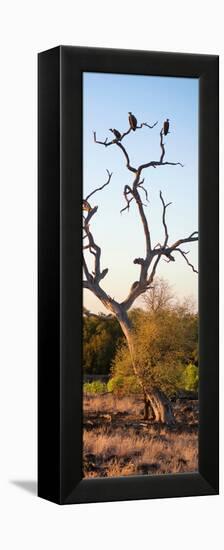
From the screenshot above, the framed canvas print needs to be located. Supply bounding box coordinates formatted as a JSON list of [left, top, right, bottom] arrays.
[[38, 46, 219, 504]]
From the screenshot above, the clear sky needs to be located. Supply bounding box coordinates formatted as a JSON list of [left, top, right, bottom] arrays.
[[83, 72, 199, 314]]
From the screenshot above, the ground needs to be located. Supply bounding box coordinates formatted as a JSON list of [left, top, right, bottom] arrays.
[[83, 393, 198, 478]]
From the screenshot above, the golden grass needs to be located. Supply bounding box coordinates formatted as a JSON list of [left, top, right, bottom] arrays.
[[84, 393, 142, 415], [83, 393, 198, 478]]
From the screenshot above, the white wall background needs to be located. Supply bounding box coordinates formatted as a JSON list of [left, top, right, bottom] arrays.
[[0, 1, 223, 548]]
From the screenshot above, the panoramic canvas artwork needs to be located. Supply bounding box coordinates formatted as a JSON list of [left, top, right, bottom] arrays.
[[82, 72, 199, 479]]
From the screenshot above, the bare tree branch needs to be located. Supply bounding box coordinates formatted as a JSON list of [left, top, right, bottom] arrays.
[[120, 174, 154, 309], [113, 134, 182, 310], [83, 216, 103, 284], [94, 119, 158, 146], [172, 248, 198, 273], [134, 183, 152, 259], [120, 199, 134, 214], [85, 169, 112, 202], [137, 121, 158, 130], [160, 128, 165, 163], [168, 232, 199, 250], [137, 178, 149, 202], [116, 142, 137, 173], [94, 124, 183, 176], [138, 159, 184, 172], [84, 113, 198, 425], [83, 255, 92, 283], [153, 235, 199, 257], [83, 172, 114, 286], [85, 117, 197, 315], [150, 193, 198, 272], [159, 190, 172, 247], [120, 185, 134, 213], [83, 280, 92, 290]]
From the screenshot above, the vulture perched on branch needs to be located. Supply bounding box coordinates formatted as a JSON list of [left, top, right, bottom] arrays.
[[163, 118, 170, 136], [109, 128, 122, 140], [128, 112, 137, 131]]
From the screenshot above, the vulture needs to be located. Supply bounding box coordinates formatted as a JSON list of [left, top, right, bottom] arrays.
[[163, 118, 170, 136], [82, 199, 92, 212], [128, 112, 137, 131], [109, 128, 122, 140]]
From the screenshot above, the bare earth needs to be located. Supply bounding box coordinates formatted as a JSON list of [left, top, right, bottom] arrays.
[[83, 394, 198, 478]]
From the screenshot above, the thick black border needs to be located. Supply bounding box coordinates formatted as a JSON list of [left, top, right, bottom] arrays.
[[38, 46, 219, 504], [38, 47, 60, 502]]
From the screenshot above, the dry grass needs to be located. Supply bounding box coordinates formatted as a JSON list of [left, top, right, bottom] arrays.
[[84, 393, 142, 415], [83, 394, 198, 478]]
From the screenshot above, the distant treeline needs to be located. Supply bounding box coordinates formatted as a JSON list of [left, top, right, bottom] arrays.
[[83, 310, 123, 375]]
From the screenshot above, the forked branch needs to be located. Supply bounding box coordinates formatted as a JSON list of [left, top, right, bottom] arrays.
[[83, 116, 198, 314], [94, 121, 183, 176], [152, 197, 198, 273], [85, 169, 112, 201], [83, 171, 112, 287]]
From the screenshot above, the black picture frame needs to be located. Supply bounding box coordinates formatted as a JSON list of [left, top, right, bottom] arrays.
[[38, 45, 219, 505]]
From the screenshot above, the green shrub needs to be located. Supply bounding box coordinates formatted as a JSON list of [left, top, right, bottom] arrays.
[[83, 380, 107, 394], [182, 364, 199, 392], [152, 362, 186, 397], [110, 306, 198, 398], [107, 375, 141, 397]]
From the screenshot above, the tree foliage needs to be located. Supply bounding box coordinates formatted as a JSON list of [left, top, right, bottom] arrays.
[[182, 364, 199, 392], [83, 281, 198, 398], [110, 302, 198, 397], [83, 380, 107, 394], [83, 312, 123, 374]]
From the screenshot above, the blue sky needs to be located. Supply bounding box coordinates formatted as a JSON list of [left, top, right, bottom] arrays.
[[83, 72, 199, 314]]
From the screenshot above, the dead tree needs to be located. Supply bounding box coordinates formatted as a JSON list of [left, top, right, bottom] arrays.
[[142, 277, 175, 313], [83, 117, 198, 424]]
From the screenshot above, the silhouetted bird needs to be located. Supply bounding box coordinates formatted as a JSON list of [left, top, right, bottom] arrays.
[[163, 118, 170, 136], [128, 112, 137, 131], [109, 128, 122, 140]]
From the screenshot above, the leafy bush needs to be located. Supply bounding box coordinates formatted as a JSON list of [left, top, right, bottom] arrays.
[[107, 375, 141, 397], [83, 292, 198, 399], [181, 364, 199, 392], [83, 380, 107, 394], [110, 307, 198, 398], [152, 362, 186, 397], [83, 313, 123, 375]]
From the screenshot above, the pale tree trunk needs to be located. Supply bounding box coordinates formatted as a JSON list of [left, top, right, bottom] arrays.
[[117, 308, 175, 425]]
